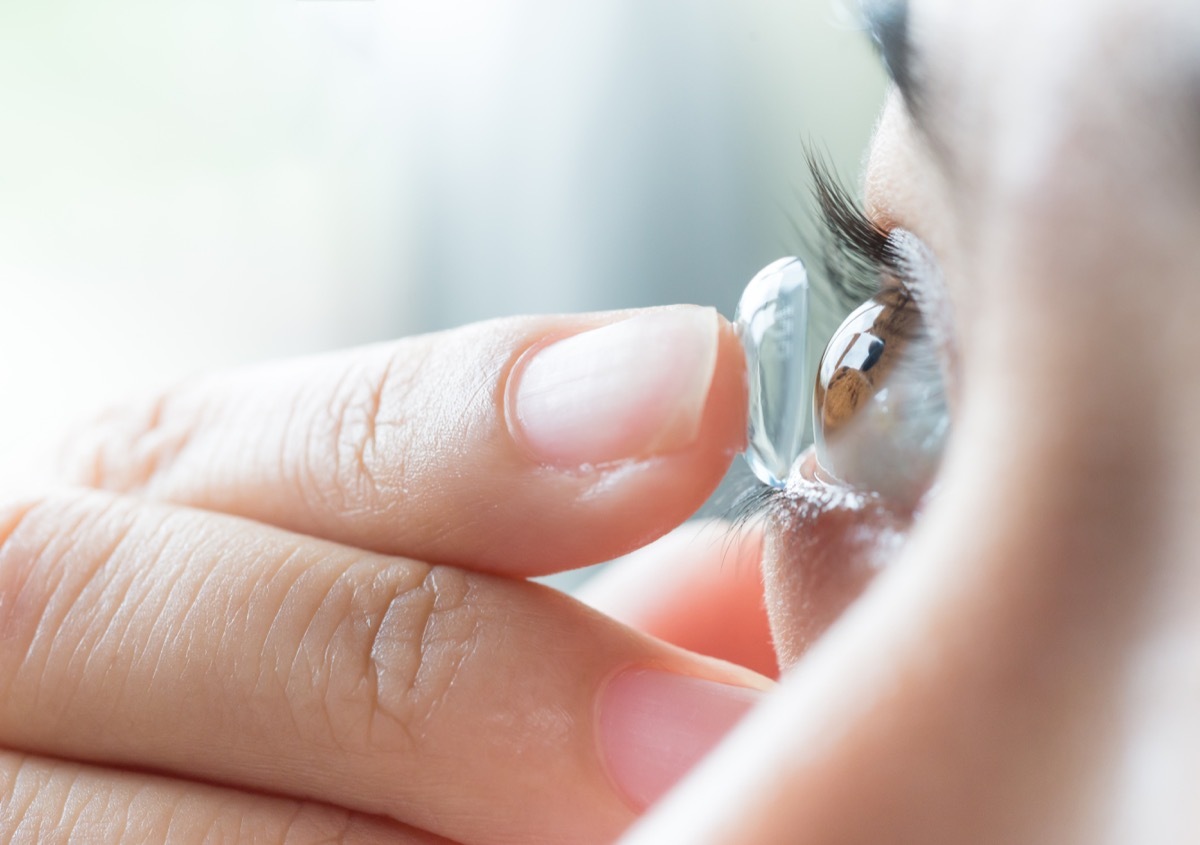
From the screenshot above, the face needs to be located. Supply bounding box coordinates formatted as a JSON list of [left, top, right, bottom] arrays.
[[749, 0, 1200, 839]]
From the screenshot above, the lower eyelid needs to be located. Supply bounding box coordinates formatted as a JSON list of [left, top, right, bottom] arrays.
[[761, 461, 911, 664]]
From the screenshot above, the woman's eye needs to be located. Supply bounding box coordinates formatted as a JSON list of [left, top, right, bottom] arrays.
[[813, 287, 949, 506]]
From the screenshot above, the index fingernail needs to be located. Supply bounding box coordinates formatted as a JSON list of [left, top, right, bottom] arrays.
[[509, 307, 720, 468]]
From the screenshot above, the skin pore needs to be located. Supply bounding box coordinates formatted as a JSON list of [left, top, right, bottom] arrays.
[[625, 0, 1200, 842]]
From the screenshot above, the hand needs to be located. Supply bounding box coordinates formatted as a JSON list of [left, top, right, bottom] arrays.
[[0, 305, 772, 845]]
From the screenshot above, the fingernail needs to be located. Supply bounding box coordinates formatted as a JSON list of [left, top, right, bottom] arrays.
[[598, 669, 761, 809], [510, 307, 720, 467]]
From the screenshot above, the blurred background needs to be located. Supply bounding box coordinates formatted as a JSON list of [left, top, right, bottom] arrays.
[[0, 0, 885, 499]]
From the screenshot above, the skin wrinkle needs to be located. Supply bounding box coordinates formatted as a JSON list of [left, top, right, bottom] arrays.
[[174, 531, 243, 709], [275, 556, 347, 746], [359, 566, 426, 751], [71, 767, 113, 843], [277, 385, 311, 521], [315, 362, 362, 515], [0, 500, 40, 654], [330, 354, 405, 514], [371, 565, 475, 747], [29, 499, 139, 721], [130, 391, 190, 495], [339, 344, 428, 521], [285, 559, 392, 754], [0, 751, 437, 845], [9, 500, 98, 704], [273, 555, 476, 760], [124, 515, 196, 683], [100, 520, 180, 737], [4, 756, 34, 843], [1, 486, 544, 841], [105, 779, 137, 845], [355, 352, 394, 502]]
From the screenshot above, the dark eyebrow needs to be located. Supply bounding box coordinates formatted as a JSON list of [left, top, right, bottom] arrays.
[[861, 0, 916, 105], [861, 0, 957, 176]]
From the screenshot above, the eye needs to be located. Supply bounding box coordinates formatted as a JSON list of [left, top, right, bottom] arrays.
[[813, 285, 949, 506]]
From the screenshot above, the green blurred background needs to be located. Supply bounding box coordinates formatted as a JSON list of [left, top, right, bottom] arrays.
[[0, 0, 884, 479]]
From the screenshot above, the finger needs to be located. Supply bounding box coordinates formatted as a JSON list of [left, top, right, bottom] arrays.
[[577, 520, 779, 678], [0, 491, 770, 845], [61, 306, 746, 575], [0, 751, 455, 845]]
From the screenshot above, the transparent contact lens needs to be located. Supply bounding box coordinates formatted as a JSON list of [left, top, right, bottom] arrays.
[[734, 257, 810, 488]]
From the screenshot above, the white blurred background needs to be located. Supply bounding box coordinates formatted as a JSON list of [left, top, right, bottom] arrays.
[[0, 0, 884, 479]]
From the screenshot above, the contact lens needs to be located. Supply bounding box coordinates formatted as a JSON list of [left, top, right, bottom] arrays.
[[734, 257, 810, 488]]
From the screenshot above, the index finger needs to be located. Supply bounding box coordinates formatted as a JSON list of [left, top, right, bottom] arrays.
[[60, 306, 746, 575]]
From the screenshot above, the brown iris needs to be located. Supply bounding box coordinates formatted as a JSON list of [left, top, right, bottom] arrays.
[[812, 285, 943, 507]]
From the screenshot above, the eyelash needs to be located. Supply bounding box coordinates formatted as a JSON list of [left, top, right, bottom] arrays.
[[804, 150, 906, 311]]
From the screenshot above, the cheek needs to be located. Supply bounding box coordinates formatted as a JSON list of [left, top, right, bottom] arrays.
[[762, 470, 910, 668]]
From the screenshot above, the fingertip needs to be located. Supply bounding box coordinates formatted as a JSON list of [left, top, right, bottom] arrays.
[[496, 308, 748, 569], [703, 311, 751, 458], [505, 306, 735, 469]]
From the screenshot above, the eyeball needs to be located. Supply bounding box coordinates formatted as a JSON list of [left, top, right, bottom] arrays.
[[813, 287, 949, 505]]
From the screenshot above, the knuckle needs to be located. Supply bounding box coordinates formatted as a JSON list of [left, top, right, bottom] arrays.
[[304, 348, 424, 516], [56, 389, 196, 493], [294, 559, 480, 754]]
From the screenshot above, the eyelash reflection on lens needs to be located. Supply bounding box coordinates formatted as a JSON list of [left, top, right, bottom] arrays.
[[728, 153, 944, 526]]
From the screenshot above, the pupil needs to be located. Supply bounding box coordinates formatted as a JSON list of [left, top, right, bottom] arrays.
[[837, 334, 886, 374], [861, 338, 885, 372]]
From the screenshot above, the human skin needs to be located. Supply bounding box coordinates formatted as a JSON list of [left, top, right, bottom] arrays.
[[0, 307, 773, 845], [6, 1, 1199, 843], [621, 0, 1200, 842]]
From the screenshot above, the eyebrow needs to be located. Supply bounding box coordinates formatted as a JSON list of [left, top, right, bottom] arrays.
[[861, 0, 958, 176], [861, 0, 917, 108]]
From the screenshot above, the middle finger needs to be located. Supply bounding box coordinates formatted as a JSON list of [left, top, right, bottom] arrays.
[[0, 490, 768, 845]]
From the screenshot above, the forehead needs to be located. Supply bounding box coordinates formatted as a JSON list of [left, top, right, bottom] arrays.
[[873, 0, 1200, 298], [862, 0, 1200, 448], [908, 0, 1200, 194]]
